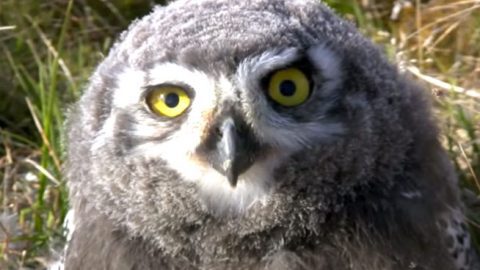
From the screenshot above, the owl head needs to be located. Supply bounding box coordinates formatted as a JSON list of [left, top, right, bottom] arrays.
[[66, 0, 438, 250]]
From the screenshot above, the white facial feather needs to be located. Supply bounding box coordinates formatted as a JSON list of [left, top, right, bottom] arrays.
[[237, 46, 344, 151], [307, 45, 343, 98], [198, 156, 283, 215], [112, 68, 146, 108], [95, 47, 344, 215], [96, 63, 277, 214]]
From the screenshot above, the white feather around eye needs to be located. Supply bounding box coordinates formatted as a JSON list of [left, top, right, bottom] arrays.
[[307, 44, 343, 98], [237, 48, 300, 82], [106, 62, 283, 215], [112, 68, 146, 108], [236, 46, 344, 152]]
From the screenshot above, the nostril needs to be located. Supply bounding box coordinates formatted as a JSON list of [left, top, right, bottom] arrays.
[[214, 126, 223, 138], [215, 118, 236, 139], [235, 124, 246, 135]]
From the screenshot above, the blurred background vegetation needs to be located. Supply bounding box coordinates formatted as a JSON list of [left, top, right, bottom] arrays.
[[0, 0, 479, 268]]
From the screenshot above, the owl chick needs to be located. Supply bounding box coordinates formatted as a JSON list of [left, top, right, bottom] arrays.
[[59, 0, 479, 269]]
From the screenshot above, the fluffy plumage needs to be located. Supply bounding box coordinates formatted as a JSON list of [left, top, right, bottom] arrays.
[[58, 0, 479, 269]]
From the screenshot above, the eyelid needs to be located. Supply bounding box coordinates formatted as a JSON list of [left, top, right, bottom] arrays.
[[142, 82, 195, 101], [261, 59, 314, 90]]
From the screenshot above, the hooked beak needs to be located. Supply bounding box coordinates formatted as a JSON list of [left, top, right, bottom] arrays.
[[198, 116, 259, 187], [217, 118, 239, 185]]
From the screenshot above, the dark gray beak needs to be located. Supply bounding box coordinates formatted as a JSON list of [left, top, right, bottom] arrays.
[[197, 116, 259, 187]]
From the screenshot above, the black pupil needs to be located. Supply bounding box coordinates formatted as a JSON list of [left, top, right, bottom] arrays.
[[165, 93, 180, 108], [279, 80, 296, 96]]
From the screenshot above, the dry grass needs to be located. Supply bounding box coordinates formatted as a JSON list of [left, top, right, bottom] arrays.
[[0, 0, 479, 268]]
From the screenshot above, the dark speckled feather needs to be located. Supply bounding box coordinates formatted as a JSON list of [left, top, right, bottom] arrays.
[[58, 0, 479, 269]]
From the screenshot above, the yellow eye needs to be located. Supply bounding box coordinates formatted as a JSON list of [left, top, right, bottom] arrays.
[[146, 86, 191, 118], [267, 68, 310, 107]]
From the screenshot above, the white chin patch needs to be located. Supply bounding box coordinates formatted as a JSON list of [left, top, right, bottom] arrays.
[[194, 155, 284, 216], [136, 134, 284, 216]]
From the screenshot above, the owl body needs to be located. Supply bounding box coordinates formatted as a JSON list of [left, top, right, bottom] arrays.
[[61, 0, 478, 269]]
